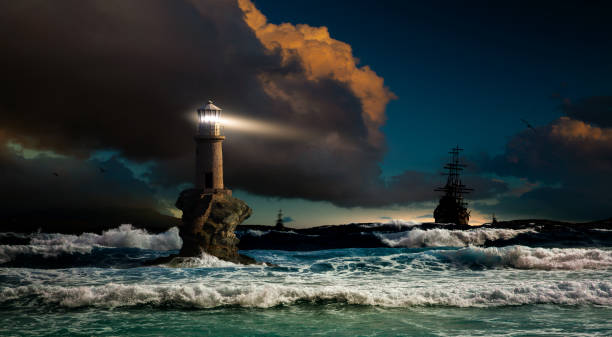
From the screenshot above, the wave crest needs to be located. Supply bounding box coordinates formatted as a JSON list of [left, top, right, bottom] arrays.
[[160, 253, 238, 268], [438, 246, 612, 270], [2, 280, 611, 308], [376, 228, 535, 248], [0, 225, 181, 263], [0, 242, 93, 264]]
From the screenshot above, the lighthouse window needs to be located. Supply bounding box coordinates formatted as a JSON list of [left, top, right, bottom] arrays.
[[205, 172, 213, 188]]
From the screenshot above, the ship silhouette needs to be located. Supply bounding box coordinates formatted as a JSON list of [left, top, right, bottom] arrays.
[[434, 146, 473, 225], [275, 209, 286, 230]]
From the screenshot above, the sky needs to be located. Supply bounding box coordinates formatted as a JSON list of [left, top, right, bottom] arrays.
[[1, 0, 612, 227]]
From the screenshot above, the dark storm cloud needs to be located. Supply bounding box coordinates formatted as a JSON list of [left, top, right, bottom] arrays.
[[0, 0, 273, 160], [476, 111, 612, 220], [563, 96, 612, 128], [0, 0, 503, 210], [0, 142, 157, 213]]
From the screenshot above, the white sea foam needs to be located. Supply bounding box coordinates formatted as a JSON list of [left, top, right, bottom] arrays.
[[376, 228, 535, 248], [245, 229, 268, 237], [361, 219, 421, 229], [2, 280, 610, 308], [160, 253, 238, 268], [438, 246, 612, 270], [0, 225, 181, 263], [0, 232, 30, 239], [241, 229, 312, 237], [0, 243, 93, 264]]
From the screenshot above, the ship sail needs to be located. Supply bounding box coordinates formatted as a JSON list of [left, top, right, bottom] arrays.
[[433, 146, 473, 225]]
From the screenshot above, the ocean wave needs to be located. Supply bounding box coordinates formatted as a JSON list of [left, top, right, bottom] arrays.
[[360, 220, 421, 229], [242, 229, 302, 236], [160, 253, 238, 268], [0, 232, 30, 239], [0, 225, 181, 263], [376, 228, 535, 248], [238, 229, 318, 239], [244, 229, 268, 237], [436, 246, 612, 270], [2, 280, 610, 308], [0, 243, 93, 264]]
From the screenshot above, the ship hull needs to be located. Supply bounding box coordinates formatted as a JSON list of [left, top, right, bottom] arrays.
[[434, 196, 470, 225]]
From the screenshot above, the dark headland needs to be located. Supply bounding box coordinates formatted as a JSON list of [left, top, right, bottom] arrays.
[[236, 218, 612, 251], [2, 208, 611, 250]]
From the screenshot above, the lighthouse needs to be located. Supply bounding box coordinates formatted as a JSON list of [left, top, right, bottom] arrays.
[[195, 99, 231, 196]]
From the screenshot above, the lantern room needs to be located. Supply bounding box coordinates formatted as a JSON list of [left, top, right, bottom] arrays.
[[197, 99, 222, 136]]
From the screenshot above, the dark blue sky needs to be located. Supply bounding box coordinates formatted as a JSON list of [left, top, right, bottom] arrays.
[[253, 0, 612, 175]]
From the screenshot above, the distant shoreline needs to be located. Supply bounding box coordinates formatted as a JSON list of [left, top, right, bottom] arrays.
[[1, 207, 610, 235], [1, 216, 611, 251]]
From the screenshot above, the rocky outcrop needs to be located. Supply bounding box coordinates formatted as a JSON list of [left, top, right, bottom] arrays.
[[146, 189, 256, 265], [175, 189, 255, 264]]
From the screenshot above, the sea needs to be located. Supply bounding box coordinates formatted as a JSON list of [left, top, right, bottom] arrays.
[[1, 223, 611, 336]]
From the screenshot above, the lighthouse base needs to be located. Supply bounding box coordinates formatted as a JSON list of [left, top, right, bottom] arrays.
[[174, 188, 254, 264]]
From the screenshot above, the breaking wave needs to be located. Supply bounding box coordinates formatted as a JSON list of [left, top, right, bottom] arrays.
[[360, 220, 421, 229], [376, 228, 535, 248], [436, 246, 612, 270], [243, 229, 268, 237], [0, 242, 93, 264], [0, 225, 181, 264], [2, 280, 610, 308], [160, 253, 238, 268], [239, 229, 302, 237]]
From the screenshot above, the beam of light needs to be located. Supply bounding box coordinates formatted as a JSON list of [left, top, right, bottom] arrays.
[[185, 109, 310, 140], [184, 110, 360, 151], [220, 114, 311, 140]]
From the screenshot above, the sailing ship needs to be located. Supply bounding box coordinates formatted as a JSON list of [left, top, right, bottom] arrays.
[[434, 146, 473, 225]]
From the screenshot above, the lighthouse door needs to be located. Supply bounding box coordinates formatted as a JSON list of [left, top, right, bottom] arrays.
[[205, 172, 213, 189]]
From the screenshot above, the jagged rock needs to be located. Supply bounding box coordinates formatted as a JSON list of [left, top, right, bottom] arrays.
[[175, 189, 255, 264], [145, 188, 255, 265]]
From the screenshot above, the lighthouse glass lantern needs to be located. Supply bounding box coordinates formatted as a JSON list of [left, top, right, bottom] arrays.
[[197, 100, 222, 136]]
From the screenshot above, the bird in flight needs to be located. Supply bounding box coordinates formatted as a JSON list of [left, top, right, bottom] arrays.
[[52, 172, 59, 177], [99, 167, 107, 173], [520, 119, 536, 133]]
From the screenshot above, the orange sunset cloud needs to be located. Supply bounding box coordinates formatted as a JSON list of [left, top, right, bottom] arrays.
[[238, 0, 396, 145]]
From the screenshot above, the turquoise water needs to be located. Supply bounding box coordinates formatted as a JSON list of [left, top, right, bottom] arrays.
[[1, 226, 611, 336], [3, 304, 611, 336]]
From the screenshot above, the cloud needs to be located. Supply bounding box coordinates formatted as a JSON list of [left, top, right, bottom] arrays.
[[0, 0, 271, 160], [563, 96, 612, 128], [237, 0, 396, 145], [477, 113, 612, 220], [0, 140, 158, 214], [0, 0, 503, 213]]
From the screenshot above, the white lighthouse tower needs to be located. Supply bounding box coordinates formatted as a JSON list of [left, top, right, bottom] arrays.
[[195, 99, 230, 196]]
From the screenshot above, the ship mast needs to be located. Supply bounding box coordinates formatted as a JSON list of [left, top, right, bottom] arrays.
[[435, 146, 473, 205], [275, 209, 285, 229], [433, 146, 474, 225]]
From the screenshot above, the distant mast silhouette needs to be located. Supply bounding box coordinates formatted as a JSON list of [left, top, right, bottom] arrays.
[[434, 146, 473, 225], [275, 209, 285, 230]]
